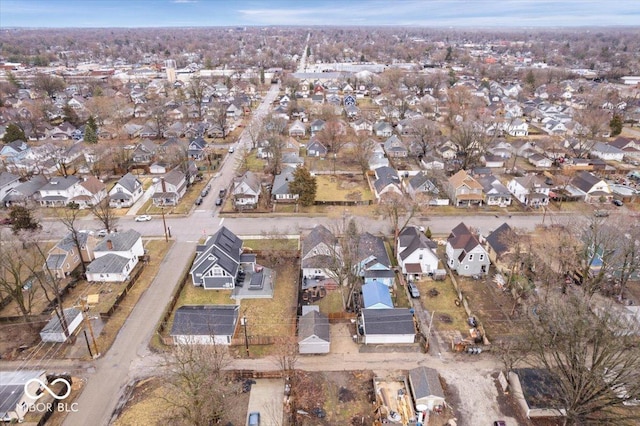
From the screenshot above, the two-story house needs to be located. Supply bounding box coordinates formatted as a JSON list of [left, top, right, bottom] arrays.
[[109, 173, 144, 208], [354, 232, 395, 287], [301, 225, 340, 288], [46, 231, 97, 279], [446, 222, 490, 276], [38, 176, 81, 207], [383, 135, 408, 158], [446, 170, 484, 207], [151, 168, 187, 206], [71, 176, 107, 209], [507, 175, 550, 207], [0, 172, 21, 203], [85, 229, 144, 282], [232, 171, 261, 210], [397, 226, 440, 279], [373, 166, 402, 201], [570, 171, 612, 203]]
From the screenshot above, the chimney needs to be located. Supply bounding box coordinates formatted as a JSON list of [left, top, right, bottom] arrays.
[[161, 177, 167, 192], [106, 239, 113, 250]]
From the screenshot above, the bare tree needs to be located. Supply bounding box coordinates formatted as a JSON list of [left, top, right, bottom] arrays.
[[91, 198, 119, 234], [379, 192, 419, 251], [0, 238, 40, 324], [246, 122, 265, 150], [32, 73, 65, 98], [58, 208, 88, 274], [188, 76, 206, 119], [162, 340, 232, 426], [522, 293, 640, 425], [273, 336, 299, 375], [265, 135, 285, 175], [316, 119, 346, 153], [209, 103, 229, 139], [351, 134, 376, 176], [450, 121, 494, 170], [410, 118, 438, 158]]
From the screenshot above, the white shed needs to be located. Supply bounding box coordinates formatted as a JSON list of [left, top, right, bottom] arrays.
[[360, 308, 415, 345], [298, 308, 330, 354], [40, 308, 83, 343]]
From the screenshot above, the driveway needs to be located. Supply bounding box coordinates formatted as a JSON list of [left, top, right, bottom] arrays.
[[246, 378, 285, 426]]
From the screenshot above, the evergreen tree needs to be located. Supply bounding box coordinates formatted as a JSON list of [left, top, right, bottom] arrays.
[[609, 114, 623, 136], [84, 115, 98, 143], [2, 123, 26, 143], [289, 167, 317, 207]]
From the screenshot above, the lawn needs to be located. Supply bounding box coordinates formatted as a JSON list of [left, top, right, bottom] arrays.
[[416, 276, 469, 334], [243, 238, 299, 251], [315, 174, 373, 203]]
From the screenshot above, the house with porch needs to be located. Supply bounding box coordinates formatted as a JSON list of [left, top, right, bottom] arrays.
[[397, 226, 439, 279], [109, 173, 144, 208], [271, 166, 299, 203], [71, 176, 107, 209], [383, 135, 408, 158], [477, 175, 512, 207], [46, 231, 97, 279], [232, 171, 261, 210], [570, 171, 612, 203], [151, 168, 187, 206], [507, 175, 550, 207], [38, 176, 81, 207], [446, 170, 484, 207], [446, 222, 490, 276], [85, 229, 144, 282]]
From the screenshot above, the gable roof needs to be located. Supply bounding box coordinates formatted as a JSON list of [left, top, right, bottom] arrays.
[[234, 171, 261, 193], [79, 176, 106, 194], [409, 366, 445, 399], [0, 172, 20, 188], [272, 166, 295, 195], [373, 166, 400, 193], [298, 310, 330, 342], [447, 222, 481, 252], [485, 223, 513, 257], [362, 281, 393, 309], [95, 229, 141, 252], [39, 176, 80, 192], [170, 305, 239, 337], [357, 232, 391, 266], [302, 225, 337, 270], [361, 308, 415, 335], [191, 226, 242, 278], [408, 172, 438, 193], [448, 170, 482, 190], [86, 253, 130, 274], [115, 172, 142, 193], [398, 226, 437, 261]]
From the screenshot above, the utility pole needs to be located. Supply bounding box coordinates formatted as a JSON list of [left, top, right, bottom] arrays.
[[161, 206, 168, 242], [425, 310, 435, 352], [80, 299, 99, 358], [241, 315, 249, 356]]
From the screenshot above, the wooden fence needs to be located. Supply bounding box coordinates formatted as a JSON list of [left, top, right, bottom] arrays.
[[99, 262, 145, 319]]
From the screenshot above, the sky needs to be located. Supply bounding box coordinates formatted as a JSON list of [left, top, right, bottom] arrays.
[[0, 0, 639, 28]]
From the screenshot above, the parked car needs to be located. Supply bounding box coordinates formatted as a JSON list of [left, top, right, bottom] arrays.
[[200, 189, 209, 197], [228, 146, 235, 153], [135, 215, 152, 222], [195, 197, 203, 206], [219, 188, 227, 197], [408, 281, 420, 298], [493, 422, 506, 426], [215, 198, 223, 206], [247, 411, 260, 426], [613, 199, 624, 207], [96, 229, 108, 237]]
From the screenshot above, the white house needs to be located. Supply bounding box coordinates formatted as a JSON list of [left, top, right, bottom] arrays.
[[507, 175, 550, 207], [591, 142, 625, 162], [232, 171, 261, 210], [38, 176, 81, 207], [85, 229, 144, 282], [505, 118, 529, 137], [396, 226, 439, 279], [109, 173, 144, 208]]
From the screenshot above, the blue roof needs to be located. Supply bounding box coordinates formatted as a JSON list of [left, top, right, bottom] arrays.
[[362, 281, 393, 309]]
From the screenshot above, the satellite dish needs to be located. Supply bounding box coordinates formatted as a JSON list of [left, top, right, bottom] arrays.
[[416, 404, 428, 412]]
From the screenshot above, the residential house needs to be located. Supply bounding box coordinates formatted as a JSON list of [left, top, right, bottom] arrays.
[[301, 225, 339, 287], [446, 170, 484, 207], [38, 176, 81, 207], [40, 308, 83, 343], [188, 136, 207, 160], [189, 226, 255, 290], [149, 162, 168, 174], [477, 175, 512, 207], [307, 138, 328, 157], [2, 175, 47, 207], [0, 172, 20, 203], [232, 171, 261, 210], [361, 281, 394, 309], [46, 231, 96, 279], [359, 308, 415, 344], [505, 118, 529, 137], [298, 308, 330, 354], [591, 142, 625, 162], [484, 222, 515, 270], [71, 176, 107, 209], [282, 152, 304, 168], [151, 168, 187, 206], [436, 143, 457, 160], [446, 222, 490, 276], [570, 171, 612, 203], [0, 140, 30, 163], [383, 135, 408, 158], [310, 119, 326, 135], [354, 232, 395, 287], [528, 153, 552, 168], [406, 171, 440, 201], [397, 226, 439, 279], [271, 166, 299, 202], [408, 367, 446, 411], [351, 118, 373, 135], [373, 166, 402, 201], [0, 370, 48, 423], [374, 121, 393, 138], [483, 154, 506, 168], [170, 305, 240, 345], [368, 142, 389, 170], [85, 229, 144, 282], [507, 175, 550, 207], [109, 173, 144, 208], [131, 139, 157, 163], [288, 120, 306, 137]]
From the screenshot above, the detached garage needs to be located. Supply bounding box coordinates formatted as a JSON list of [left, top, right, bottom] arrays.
[[40, 308, 83, 343], [360, 308, 415, 345], [408, 367, 446, 411], [298, 307, 330, 354], [170, 305, 239, 345]]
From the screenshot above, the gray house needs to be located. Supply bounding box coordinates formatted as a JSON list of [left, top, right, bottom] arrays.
[[408, 367, 446, 411], [298, 307, 330, 354], [109, 172, 144, 208], [0, 172, 20, 204], [190, 226, 255, 290], [170, 305, 240, 345], [232, 171, 261, 210], [301, 225, 339, 288], [271, 166, 298, 202], [445, 222, 490, 276]]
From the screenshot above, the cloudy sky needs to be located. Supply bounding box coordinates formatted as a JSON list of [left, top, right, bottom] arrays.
[[1, 0, 639, 28]]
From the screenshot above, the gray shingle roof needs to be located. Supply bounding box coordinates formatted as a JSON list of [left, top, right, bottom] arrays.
[[190, 226, 242, 282], [117, 173, 142, 194], [39, 176, 80, 191], [409, 366, 445, 400], [0, 172, 19, 188], [41, 308, 81, 334], [86, 253, 130, 274], [170, 305, 239, 337], [398, 227, 437, 261], [272, 166, 295, 195], [362, 308, 415, 335], [357, 232, 391, 267], [298, 310, 330, 342], [94, 229, 141, 252]]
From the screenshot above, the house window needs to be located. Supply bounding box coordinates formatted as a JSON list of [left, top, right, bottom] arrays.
[[449, 259, 454, 266], [468, 254, 474, 261], [418, 254, 423, 260], [465, 265, 469, 270], [479, 254, 485, 261]]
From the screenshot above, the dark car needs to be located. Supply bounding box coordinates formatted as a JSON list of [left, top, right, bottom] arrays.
[[215, 198, 223, 206], [613, 199, 624, 207], [195, 197, 203, 206], [219, 188, 227, 197], [493, 421, 506, 426]]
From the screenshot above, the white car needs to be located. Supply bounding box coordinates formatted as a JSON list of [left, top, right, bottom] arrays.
[[228, 146, 235, 153], [135, 215, 152, 222], [96, 229, 108, 237]]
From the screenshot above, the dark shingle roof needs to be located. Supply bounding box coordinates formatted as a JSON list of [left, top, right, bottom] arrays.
[[362, 308, 415, 335], [485, 223, 513, 257], [298, 310, 330, 342], [170, 305, 239, 337], [447, 222, 480, 252], [357, 232, 391, 267], [191, 226, 242, 281], [398, 227, 437, 261], [409, 366, 445, 399], [86, 253, 130, 274]]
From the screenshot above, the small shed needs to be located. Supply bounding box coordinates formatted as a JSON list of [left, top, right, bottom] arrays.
[[298, 309, 330, 354], [360, 308, 415, 345], [40, 308, 83, 343], [408, 366, 446, 411], [362, 281, 394, 309]]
